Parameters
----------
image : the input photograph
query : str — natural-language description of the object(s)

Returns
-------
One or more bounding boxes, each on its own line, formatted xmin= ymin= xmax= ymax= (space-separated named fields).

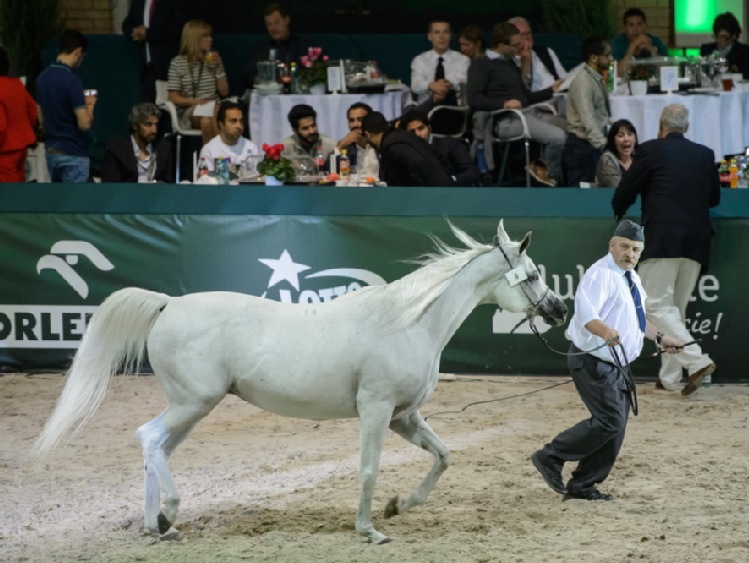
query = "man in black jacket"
xmin=612 ymin=104 xmax=720 ymax=395
xmin=101 ymin=103 xmax=173 ymax=183
xmin=399 ymin=109 xmax=481 ymax=186
xmin=242 ymin=3 xmax=310 ymax=90
xmin=122 ymin=0 xmax=187 ymax=103
xmin=361 ymin=112 xmax=452 ymax=187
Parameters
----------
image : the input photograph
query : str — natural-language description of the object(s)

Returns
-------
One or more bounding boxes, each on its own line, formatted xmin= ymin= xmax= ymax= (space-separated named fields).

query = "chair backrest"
xmin=155 ymin=80 xmax=201 ymax=136
xmin=155 ymin=80 xmax=169 ymax=108
xmin=428 ymin=105 xmax=471 ymax=138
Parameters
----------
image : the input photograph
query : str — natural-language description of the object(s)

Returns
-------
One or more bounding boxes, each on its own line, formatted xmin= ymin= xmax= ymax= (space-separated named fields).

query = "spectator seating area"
xmin=42 ymin=32 xmax=582 ymax=169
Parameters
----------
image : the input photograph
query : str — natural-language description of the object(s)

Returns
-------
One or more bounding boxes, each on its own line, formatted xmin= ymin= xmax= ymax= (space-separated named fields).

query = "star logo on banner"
xmin=259 ymin=250 xmax=311 ymax=291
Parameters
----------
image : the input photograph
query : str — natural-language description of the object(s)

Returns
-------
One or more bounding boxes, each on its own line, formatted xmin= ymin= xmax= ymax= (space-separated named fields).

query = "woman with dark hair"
xmin=0 ymin=47 xmax=38 ymax=182
xmin=595 ymin=119 xmax=637 ymax=187
xmin=700 ymin=12 xmax=749 ymax=78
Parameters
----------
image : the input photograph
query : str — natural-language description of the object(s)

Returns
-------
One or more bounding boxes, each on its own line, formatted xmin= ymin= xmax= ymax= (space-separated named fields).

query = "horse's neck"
xmin=418 ymin=252 xmax=497 ymax=349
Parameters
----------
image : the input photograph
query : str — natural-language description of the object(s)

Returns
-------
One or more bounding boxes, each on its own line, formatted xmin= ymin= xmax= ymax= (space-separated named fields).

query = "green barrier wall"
xmin=1 ymin=185 xmax=747 ymax=382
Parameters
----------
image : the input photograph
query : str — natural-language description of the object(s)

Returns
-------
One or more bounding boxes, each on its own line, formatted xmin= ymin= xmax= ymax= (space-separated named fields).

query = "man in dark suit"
xmin=399 ymin=109 xmax=481 ymax=186
xmin=122 ymin=0 xmax=188 ymax=103
xmin=361 ymin=111 xmax=452 ymax=187
xmin=612 ymin=103 xmax=720 ymax=395
xmin=700 ymin=12 xmax=749 ymax=79
xmin=242 ymin=3 xmax=310 ymax=90
xmin=101 ymin=103 xmax=173 ymax=183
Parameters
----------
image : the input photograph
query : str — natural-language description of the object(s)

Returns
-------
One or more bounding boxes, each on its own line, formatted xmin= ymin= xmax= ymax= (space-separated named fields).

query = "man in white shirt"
xmin=199 ymin=101 xmax=259 ymax=173
xmin=508 ymin=17 xmax=567 ymax=92
xmin=336 ymin=102 xmax=379 ymax=180
xmin=531 ymin=221 xmax=683 ymax=501
xmin=410 ymin=19 xmax=470 ymax=105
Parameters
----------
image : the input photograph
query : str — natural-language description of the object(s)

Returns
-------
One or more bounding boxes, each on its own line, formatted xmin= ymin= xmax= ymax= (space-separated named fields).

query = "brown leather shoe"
xmin=681 ymin=363 xmax=716 ymax=396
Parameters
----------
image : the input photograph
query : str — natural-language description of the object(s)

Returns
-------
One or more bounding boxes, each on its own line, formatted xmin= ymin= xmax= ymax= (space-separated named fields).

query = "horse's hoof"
xmin=378 ymin=537 xmax=393 ymax=545
xmin=157 ymin=513 xmax=172 ymax=535
xmin=159 ymin=526 xmax=181 ymax=541
xmin=384 ymin=495 xmax=400 ymax=519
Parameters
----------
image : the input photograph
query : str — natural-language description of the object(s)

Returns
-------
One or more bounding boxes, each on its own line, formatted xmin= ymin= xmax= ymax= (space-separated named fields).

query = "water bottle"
xmin=197 ymin=157 xmax=209 ymax=178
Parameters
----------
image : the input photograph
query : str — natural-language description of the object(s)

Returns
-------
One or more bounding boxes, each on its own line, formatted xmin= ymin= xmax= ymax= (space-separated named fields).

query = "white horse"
xmin=34 ymin=220 xmax=567 ymax=544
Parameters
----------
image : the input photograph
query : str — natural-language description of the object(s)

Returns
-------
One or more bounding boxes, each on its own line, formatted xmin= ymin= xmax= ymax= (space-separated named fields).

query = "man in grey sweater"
xmin=467 ymin=21 xmax=565 ymax=184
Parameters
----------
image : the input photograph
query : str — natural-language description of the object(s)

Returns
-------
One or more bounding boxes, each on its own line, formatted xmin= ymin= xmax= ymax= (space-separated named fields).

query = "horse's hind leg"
xmin=136 ymin=406 xmax=207 ymax=535
xmin=384 ymin=410 xmax=450 ymax=519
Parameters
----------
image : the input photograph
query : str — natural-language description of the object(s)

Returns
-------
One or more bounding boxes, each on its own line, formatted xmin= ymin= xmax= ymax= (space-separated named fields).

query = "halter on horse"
xmin=34 ymin=220 xmax=567 ymax=544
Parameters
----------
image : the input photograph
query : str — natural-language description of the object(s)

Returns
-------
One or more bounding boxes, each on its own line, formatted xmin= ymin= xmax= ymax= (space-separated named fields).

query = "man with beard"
xmin=399 ymin=109 xmax=481 ymax=186
xmin=281 ymin=104 xmax=336 ymax=171
xmin=100 ymin=102 xmax=173 ymax=183
xmin=336 ymin=102 xmax=379 ymax=180
xmin=361 ymin=111 xmax=452 ymax=187
xmin=562 ymin=37 xmax=612 ymax=187
xmin=198 ymin=101 xmax=259 ymax=174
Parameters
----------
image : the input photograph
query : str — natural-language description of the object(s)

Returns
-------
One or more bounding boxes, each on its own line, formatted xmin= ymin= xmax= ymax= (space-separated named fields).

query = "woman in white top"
xmin=595 ymin=119 xmax=638 ymax=188
xmin=167 ymin=19 xmax=229 ymax=143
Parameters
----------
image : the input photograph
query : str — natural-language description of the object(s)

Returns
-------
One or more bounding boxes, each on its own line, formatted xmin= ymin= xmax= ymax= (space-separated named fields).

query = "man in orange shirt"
xmin=0 ymin=48 xmax=38 ymax=182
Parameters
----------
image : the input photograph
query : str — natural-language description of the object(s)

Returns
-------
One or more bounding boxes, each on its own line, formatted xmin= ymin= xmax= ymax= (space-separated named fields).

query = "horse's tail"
xmin=34 ymin=287 xmax=171 ymax=456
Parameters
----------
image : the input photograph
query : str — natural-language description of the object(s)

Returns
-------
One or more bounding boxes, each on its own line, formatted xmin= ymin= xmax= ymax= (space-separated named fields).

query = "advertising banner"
xmin=1 ymin=210 xmax=745 ymax=381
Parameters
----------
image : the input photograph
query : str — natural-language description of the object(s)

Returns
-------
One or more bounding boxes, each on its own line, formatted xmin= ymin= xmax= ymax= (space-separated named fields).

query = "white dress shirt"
xmin=529 ymin=48 xmax=567 ymax=92
xmin=199 ymin=136 xmax=259 ymax=172
xmin=565 ymin=252 xmax=647 ymax=365
xmin=410 ymin=49 xmax=470 ymax=104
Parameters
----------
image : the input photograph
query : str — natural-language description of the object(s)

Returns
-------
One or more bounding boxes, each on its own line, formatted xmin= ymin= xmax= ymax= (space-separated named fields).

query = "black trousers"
xmin=541 ymin=344 xmax=631 ymax=491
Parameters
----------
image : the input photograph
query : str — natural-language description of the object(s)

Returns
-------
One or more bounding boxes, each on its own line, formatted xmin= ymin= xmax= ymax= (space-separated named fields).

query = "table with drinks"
xmin=609 ymin=87 xmax=749 ymax=159
xmin=248 ymin=89 xmax=411 ymax=146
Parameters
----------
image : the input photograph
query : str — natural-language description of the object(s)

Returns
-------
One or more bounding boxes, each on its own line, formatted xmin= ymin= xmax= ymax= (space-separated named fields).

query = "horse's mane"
xmin=350 ymin=222 xmax=496 ymax=330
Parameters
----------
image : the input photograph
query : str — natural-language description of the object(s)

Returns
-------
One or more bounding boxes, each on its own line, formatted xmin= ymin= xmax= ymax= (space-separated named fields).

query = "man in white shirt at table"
xmin=199 ymin=101 xmax=259 ymax=173
xmin=411 ymin=18 xmax=470 ymax=106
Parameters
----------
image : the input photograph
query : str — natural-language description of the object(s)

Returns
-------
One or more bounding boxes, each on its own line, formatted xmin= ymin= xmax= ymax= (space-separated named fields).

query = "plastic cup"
xmin=722 ymin=77 xmax=733 ymax=91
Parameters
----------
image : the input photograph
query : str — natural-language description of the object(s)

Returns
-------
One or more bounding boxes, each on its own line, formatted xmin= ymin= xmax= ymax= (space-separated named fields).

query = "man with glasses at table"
xmin=466 ymin=21 xmax=566 ymax=185
xmin=700 ymin=12 xmax=749 ymax=79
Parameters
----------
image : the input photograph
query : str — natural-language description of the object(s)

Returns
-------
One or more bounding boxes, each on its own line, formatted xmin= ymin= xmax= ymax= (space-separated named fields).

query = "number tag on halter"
xmin=505 ymin=266 xmax=527 ymax=287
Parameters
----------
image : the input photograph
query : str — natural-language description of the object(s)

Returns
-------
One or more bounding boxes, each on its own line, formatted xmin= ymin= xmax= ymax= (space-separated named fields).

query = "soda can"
xmin=215 ymin=157 xmax=230 ymax=184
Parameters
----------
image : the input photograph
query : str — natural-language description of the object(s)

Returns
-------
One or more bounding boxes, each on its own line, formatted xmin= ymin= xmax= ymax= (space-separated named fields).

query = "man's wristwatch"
xmin=656 ymin=332 xmax=664 ymax=346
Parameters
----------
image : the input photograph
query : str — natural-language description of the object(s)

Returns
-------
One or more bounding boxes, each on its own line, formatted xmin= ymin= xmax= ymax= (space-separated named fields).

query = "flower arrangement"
xmin=297 ymin=46 xmax=329 ymax=87
xmin=628 ymin=63 xmax=656 ymax=81
xmin=257 ymin=144 xmax=295 ymax=182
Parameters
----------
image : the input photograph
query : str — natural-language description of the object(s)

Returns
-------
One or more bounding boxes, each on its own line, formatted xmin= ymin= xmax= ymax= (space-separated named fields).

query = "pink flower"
xmin=322 ymin=55 xmax=329 ymax=62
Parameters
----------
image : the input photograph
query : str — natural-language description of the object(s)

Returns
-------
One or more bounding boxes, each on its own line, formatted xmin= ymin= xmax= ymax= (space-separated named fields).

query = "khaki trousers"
xmin=638 ymin=258 xmax=714 ymax=386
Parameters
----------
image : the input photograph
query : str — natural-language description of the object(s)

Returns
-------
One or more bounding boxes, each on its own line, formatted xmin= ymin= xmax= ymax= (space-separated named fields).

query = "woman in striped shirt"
xmin=168 ymin=19 xmax=229 ymax=144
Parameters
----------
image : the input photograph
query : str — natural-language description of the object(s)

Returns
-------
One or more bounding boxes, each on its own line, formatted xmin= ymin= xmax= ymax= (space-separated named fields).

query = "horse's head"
xmin=489 ymin=220 xmax=567 ymax=326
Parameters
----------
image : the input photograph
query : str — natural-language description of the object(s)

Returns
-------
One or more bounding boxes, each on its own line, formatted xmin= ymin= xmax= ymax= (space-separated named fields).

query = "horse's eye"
xmin=528 ymin=272 xmax=539 ymax=282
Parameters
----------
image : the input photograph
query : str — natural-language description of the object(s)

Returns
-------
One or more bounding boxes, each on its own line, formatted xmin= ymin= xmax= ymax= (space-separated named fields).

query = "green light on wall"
xmin=675 ymin=0 xmax=745 ymax=33
xmin=675 ymin=0 xmax=716 ymax=33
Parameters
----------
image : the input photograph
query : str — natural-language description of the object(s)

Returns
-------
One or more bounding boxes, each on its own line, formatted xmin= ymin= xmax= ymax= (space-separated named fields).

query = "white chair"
xmin=428 ymin=105 xmax=471 ymax=138
xmin=489 ymin=108 xmax=532 ymax=187
xmin=25 ymin=142 xmax=51 ymax=182
xmin=155 ymin=80 xmax=202 ymax=182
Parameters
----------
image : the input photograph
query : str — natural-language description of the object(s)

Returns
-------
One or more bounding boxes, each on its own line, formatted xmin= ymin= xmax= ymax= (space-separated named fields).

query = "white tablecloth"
xmin=610 ymin=89 xmax=749 ymax=159
xmin=249 ymin=90 xmax=411 ymax=146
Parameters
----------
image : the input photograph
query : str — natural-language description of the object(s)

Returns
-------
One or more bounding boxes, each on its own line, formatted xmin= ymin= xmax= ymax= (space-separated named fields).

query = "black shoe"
xmin=531 ymin=450 xmax=566 ymax=494
xmin=563 ymin=487 xmax=614 ymax=501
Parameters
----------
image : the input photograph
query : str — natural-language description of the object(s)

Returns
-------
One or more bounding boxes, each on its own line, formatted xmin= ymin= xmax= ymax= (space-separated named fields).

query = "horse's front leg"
xmin=384 ymin=410 xmax=450 ymax=519
xmin=356 ymin=400 xmax=394 ymax=544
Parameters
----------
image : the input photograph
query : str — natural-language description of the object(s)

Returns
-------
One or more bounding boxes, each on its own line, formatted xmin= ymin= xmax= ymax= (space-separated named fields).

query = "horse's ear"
xmin=496 ymin=220 xmax=510 ymax=244
xmin=519 ymin=231 xmax=532 ymax=254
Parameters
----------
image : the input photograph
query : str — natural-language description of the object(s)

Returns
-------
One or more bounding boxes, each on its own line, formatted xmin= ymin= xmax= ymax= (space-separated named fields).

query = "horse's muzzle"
xmin=538 ymin=297 xmax=568 ymax=327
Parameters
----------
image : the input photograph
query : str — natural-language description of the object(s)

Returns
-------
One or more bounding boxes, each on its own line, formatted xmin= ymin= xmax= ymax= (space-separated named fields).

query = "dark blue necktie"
xmin=625 ymin=270 xmax=646 ymax=332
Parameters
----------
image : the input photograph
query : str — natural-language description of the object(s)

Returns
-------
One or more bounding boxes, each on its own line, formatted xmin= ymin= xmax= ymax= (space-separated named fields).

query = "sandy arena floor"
xmin=2 ymin=372 xmax=748 ymax=563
